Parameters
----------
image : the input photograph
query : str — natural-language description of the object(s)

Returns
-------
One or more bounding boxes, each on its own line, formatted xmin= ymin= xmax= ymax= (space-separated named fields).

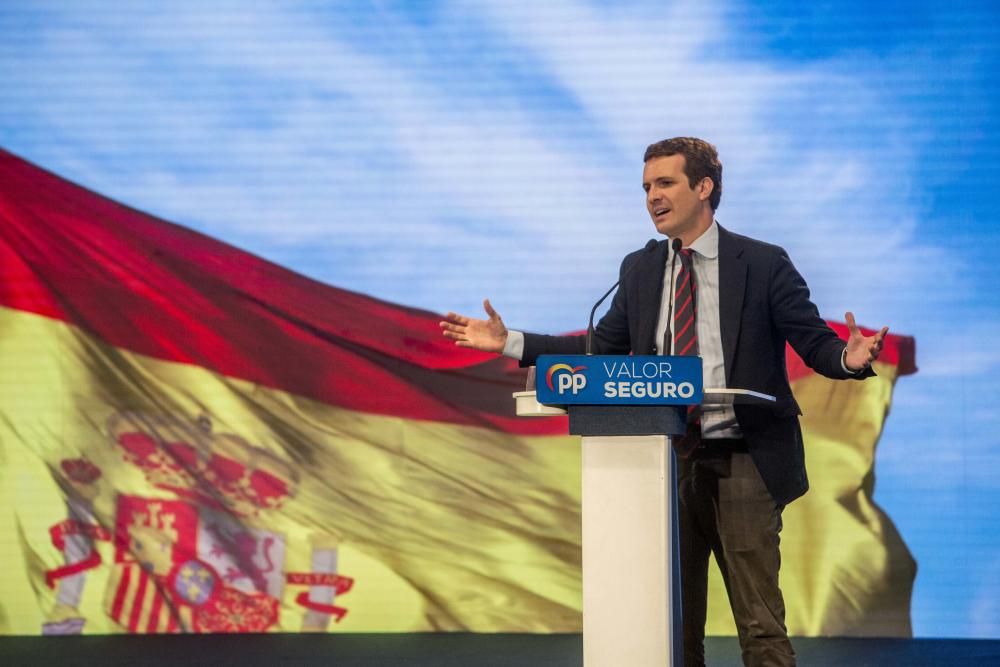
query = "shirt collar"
xmin=669 ymin=220 xmax=720 ymax=261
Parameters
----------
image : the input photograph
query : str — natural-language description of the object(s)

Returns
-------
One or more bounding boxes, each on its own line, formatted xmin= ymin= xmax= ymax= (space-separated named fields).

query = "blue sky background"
xmin=1 ymin=0 xmax=998 ymax=637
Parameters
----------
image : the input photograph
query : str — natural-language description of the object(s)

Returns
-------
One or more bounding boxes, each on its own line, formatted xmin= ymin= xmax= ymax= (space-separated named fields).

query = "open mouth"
xmin=653 ymin=208 xmax=670 ymax=218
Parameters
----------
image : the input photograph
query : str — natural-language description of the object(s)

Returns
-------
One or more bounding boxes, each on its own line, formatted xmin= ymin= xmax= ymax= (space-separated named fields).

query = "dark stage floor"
xmin=3 ymin=634 xmax=1000 ymax=667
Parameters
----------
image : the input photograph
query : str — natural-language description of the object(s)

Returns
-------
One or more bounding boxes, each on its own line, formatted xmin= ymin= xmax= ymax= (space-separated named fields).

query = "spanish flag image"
xmin=0 ymin=148 xmax=915 ymax=635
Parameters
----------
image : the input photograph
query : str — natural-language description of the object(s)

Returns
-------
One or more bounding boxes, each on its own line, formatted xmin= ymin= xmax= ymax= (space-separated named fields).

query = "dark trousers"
xmin=678 ymin=448 xmax=796 ymax=667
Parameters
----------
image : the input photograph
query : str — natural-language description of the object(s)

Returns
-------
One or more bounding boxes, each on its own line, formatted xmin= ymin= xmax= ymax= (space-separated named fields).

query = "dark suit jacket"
xmin=521 ymin=224 xmax=872 ymax=506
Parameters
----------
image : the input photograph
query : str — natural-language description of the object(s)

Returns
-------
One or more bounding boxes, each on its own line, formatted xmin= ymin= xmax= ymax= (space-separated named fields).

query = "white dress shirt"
xmin=653 ymin=221 xmax=741 ymax=438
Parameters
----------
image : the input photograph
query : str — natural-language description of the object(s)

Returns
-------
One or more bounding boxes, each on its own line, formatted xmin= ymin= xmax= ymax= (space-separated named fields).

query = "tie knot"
xmin=678 ymin=247 xmax=694 ymax=266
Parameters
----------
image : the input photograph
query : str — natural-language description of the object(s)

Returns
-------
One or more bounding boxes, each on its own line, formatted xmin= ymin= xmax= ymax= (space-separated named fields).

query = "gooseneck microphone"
xmin=585 ymin=239 xmax=659 ymax=355
xmin=663 ymin=237 xmax=683 ymax=355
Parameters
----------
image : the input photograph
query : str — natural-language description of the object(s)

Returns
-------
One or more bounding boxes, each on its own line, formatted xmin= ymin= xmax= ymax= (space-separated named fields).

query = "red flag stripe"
xmin=0 ymin=149 xmax=557 ymax=435
xmin=0 ymin=149 xmax=916 ymax=437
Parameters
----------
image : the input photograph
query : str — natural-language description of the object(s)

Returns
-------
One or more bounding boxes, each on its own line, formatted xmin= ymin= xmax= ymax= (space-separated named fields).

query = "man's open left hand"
xmin=844 ymin=311 xmax=889 ymax=372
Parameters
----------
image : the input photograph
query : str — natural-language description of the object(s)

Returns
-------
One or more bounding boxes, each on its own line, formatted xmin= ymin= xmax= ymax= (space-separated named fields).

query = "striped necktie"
xmin=673 ymin=248 xmax=698 ymax=357
xmin=673 ymin=248 xmax=701 ymax=456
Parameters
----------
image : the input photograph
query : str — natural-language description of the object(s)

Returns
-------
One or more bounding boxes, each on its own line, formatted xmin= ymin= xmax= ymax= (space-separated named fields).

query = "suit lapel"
xmin=717 ymin=225 xmax=746 ymax=384
xmin=635 ymin=240 xmax=669 ymax=355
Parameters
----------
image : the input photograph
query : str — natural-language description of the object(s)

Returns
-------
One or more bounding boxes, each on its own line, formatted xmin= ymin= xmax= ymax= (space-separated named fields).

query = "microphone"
xmin=585 ymin=239 xmax=659 ymax=355
xmin=662 ymin=238 xmax=682 ymax=355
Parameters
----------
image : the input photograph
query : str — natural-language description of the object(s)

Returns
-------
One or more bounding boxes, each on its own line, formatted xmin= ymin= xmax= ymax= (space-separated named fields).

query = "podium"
xmin=515 ymin=356 xmax=775 ymax=667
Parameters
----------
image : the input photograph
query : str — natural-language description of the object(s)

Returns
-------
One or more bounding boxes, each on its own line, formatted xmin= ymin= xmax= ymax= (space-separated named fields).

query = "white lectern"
xmin=514 ymin=386 xmax=775 ymax=667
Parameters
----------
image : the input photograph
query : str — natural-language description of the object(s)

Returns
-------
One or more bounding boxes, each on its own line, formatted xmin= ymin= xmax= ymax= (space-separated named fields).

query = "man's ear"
xmin=698 ymin=177 xmax=714 ymax=203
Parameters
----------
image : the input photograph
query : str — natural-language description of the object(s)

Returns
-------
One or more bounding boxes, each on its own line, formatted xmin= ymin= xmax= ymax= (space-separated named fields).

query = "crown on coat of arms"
xmin=107 ymin=412 xmax=299 ymax=516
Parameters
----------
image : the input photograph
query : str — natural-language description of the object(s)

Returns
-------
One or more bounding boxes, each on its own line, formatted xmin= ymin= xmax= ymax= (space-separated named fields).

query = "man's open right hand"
xmin=439 ymin=299 xmax=508 ymax=354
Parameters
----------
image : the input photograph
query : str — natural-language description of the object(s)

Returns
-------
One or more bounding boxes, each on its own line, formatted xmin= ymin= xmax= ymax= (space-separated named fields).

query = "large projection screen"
xmin=1 ymin=1 xmax=997 ymax=639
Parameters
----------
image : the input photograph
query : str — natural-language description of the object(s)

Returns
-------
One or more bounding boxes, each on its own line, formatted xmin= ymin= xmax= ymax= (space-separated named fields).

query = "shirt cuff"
xmin=841 ymin=346 xmax=864 ymax=375
xmin=502 ymin=330 xmax=525 ymax=360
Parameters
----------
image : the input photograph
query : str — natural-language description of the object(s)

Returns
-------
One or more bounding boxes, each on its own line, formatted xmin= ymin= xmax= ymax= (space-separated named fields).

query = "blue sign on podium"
xmin=535 ymin=355 xmax=703 ymax=406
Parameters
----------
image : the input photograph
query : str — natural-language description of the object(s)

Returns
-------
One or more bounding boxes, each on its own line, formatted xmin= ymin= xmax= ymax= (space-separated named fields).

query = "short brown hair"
xmin=643 ymin=137 xmax=722 ymax=210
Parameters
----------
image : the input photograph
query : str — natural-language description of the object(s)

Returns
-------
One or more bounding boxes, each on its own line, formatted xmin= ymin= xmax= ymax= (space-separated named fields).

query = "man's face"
xmin=642 ymin=154 xmax=712 ymax=240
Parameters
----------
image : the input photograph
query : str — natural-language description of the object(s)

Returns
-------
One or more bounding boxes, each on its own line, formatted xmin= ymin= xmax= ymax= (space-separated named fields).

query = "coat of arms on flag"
xmin=40 ymin=410 xmax=353 ymax=634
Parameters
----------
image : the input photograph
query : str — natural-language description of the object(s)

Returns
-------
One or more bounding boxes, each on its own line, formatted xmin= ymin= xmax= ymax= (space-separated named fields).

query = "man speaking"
xmin=440 ymin=137 xmax=887 ymax=667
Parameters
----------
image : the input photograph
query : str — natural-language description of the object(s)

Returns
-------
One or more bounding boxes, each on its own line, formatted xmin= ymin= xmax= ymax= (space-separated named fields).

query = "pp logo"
xmin=546 ymin=364 xmax=588 ymax=395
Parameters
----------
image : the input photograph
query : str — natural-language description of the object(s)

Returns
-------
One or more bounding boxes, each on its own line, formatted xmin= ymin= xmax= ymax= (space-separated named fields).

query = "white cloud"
xmin=7 ymin=2 xmax=663 ymax=323
xmin=0 ymin=0 xmax=976 ymax=331
xmin=909 ymin=319 xmax=1000 ymax=379
xmin=457 ymin=0 xmax=953 ymax=329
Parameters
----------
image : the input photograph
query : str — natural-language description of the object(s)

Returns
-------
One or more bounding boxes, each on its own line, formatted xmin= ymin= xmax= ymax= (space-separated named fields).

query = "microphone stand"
xmin=585 ymin=239 xmax=658 ymax=355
